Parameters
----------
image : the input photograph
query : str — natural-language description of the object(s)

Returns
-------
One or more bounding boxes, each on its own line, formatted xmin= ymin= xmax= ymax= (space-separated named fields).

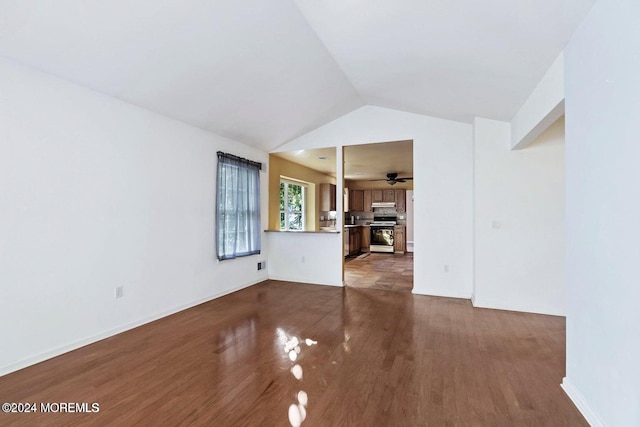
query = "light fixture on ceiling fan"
xmin=371 ymin=172 xmax=413 ymax=186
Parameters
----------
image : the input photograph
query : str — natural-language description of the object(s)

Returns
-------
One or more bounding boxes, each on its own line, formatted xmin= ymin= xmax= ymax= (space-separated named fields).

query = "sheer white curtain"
xmin=215 ymin=152 xmax=261 ymax=260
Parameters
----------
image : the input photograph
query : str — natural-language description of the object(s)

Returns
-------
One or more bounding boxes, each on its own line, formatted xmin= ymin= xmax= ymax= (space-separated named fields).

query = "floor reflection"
xmin=275 ymin=329 xmax=317 ymax=427
xmin=209 ymin=284 xmax=415 ymax=426
xmin=214 ymin=314 xmax=258 ymax=365
xmin=342 ymin=285 xmax=416 ymax=363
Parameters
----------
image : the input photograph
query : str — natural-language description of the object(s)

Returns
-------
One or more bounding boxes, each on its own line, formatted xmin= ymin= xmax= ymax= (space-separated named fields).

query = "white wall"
xmin=273 ymin=106 xmax=473 ymax=299
xmin=473 ymin=116 xmax=565 ymax=316
xmin=266 ymin=232 xmax=343 ymax=285
xmin=510 ymin=53 xmax=565 ymax=150
xmin=405 ymin=190 xmax=414 ymax=252
xmin=0 ymin=58 xmax=269 ymax=376
xmin=563 ymin=1 xmax=640 ymax=426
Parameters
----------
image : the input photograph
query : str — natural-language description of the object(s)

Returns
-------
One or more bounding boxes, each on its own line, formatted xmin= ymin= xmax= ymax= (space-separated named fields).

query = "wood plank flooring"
xmin=345 ymin=252 xmax=413 ymax=292
xmin=0 ymin=280 xmax=586 ymax=426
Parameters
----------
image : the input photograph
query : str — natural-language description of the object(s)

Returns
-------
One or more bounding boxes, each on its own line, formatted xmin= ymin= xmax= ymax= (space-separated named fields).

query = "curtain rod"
xmin=217 ymin=151 xmax=262 ymax=170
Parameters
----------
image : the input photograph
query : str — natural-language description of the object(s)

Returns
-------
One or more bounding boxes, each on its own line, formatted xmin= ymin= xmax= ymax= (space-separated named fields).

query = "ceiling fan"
xmin=372 ymin=172 xmax=413 ymax=186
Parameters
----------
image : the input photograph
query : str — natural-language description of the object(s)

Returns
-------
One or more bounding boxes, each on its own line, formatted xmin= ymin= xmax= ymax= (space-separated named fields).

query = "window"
xmin=216 ymin=151 xmax=261 ymax=260
xmin=280 ymin=179 xmax=306 ymax=230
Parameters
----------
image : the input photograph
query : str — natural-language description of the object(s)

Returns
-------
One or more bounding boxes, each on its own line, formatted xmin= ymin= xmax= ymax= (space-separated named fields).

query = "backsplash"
xmin=320 ymin=208 xmax=407 ymax=226
xmin=348 ymin=209 xmax=407 ymax=226
xmin=349 ymin=212 xmax=374 ymax=225
xmin=319 ymin=211 xmax=337 ymax=228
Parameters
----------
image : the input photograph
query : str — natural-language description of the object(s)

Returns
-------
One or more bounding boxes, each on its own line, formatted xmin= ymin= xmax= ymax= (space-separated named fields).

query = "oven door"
xmin=370 ymin=226 xmax=394 ymax=253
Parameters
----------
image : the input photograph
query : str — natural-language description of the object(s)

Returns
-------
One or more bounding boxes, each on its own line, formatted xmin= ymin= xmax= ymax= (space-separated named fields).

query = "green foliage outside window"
xmin=280 ymin=181 xmax=305 ymax=230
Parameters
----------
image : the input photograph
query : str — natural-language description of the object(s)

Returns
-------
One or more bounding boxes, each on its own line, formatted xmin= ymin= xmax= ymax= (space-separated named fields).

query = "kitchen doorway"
xmin=342 ymin=140 xmax=414 ymax=292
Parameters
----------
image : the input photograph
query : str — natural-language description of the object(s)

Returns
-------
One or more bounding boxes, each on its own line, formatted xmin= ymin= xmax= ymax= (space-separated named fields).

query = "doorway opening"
xmin=342 ymin=140 xmax=414 ymax=292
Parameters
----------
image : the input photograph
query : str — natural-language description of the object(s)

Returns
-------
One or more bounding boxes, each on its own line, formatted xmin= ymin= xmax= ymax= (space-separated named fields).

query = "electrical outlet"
xmin=115 ymin=286 xmax=124 ymax=299
xmin=257 ymin=261 xmax=266 ymax=271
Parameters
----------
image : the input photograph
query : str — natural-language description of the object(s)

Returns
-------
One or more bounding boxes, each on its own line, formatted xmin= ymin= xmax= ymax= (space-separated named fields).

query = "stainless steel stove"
xmin=370 ymin=215 xmax=397 ymax=253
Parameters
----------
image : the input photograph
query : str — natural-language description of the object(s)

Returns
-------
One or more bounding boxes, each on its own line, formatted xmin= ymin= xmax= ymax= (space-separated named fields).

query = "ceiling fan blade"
xmin=367 ymin=174 xmax=412 ymax=182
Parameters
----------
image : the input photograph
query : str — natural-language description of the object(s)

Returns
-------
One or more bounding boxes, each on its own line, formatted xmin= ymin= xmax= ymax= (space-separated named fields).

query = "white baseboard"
xmin=0 ymin=279 xmax=263 ymax=378
xmin=267 ymin=274 xmax=343 ymax=287
xmin=471 ymin=297 xmax=565 ymax=317
xmin=561 ymin=377 xmax=606 ymax=427
xmin=412 ymin=288 xmax=472 ymax=300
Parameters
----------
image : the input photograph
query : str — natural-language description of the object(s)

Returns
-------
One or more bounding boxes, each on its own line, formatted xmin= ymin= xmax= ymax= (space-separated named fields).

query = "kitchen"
xmin=271 ymin=140 xmax=414 ymax=291
xmin=341 ymin=188 xmax=409 ymax=256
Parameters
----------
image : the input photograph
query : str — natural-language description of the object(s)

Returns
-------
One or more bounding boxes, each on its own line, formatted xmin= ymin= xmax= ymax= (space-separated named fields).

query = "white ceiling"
xmin=344 ymin=140 xmax=413 ymax=182
xmin=272 ymin=147 xmax=338 ymax=178
xmin=0 ymin=0 xmax=595 ymax=151
xmin=271 ymin=140 xmax=414 ymax=183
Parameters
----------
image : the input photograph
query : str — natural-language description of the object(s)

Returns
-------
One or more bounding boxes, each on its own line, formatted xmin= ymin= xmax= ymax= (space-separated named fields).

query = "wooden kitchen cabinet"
xmin=363 ymin=190 xmax=372 ymax=212
xmin=349 ymin=189 xmax=364 ymax=212
xmin=371 ymin=190 xmax=383 ymax=203
xmin=395 ymin=190 xmax=406 ymax=212
xmin=348 ymin=226 xmax=361 ymax=256
xmin=320 ymin=183 xmax=336 ymax=211
xmin=394 ymin=225 xmax=406 ymax=254
xmin=383 ymin=189 xmax=395 ymax=202
xmin=360 ymin=226 xmax=370 ymax=251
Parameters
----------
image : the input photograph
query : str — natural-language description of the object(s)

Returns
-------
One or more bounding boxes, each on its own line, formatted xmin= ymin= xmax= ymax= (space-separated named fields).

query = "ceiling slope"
xmin=0 ymin=0 xmax=363 ymax=150
xmin=292 ymin=0 xmax=597 ymax=123
xmin=1 ymin=0 xmax=596 ymax=149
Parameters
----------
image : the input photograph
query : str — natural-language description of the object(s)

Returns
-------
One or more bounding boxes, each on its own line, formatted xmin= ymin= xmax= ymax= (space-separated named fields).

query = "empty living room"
xmin=1 ymin=1 xmax=638 ymax=426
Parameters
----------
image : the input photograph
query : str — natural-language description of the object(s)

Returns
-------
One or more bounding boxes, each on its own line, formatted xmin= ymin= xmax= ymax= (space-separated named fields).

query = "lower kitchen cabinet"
xmin=360 ymin=226 xmax=370 ymax=252
xmin=394 ymin=225 xmax=406 ymax=254
xmin=349 ymin=226 xmax=361 ymax=256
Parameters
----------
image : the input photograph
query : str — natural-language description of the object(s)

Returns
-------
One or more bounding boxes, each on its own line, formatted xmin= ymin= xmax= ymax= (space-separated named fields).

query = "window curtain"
xmin=216 ymin=152 xmax=261 ymax=260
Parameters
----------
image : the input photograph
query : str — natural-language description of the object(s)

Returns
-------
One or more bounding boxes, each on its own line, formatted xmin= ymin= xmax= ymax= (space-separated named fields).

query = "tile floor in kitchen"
xmin=344 ymin=251 xmax=413 ymax=292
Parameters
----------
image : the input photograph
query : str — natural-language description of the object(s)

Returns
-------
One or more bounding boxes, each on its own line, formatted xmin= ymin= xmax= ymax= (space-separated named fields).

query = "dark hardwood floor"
xmin=344 ymin=252 xmax=413 ymax=292
xmin=0 ymin=280 xmax=586 ymax=426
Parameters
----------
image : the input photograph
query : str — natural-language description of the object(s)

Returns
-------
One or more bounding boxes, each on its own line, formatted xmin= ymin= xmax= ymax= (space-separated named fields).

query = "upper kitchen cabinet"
xmin=395 ymin=190 xmax=406 ymax=212
xmin=348 ymin=187 xmax=406 ymax=212
xmin=320 ymin=183 xmax=336 ymax=211
xmin=382 ymin=189 xmax=395 ymax=203
xmin=349 ymin=189 xmax=364 ymax=212
xmin=363 ymin=190 xmax=372 ymax=212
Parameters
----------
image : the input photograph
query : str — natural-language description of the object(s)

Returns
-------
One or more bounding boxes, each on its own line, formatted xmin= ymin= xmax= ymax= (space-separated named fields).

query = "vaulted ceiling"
xmin=0 ymin=0 xmax=595 ymax=151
